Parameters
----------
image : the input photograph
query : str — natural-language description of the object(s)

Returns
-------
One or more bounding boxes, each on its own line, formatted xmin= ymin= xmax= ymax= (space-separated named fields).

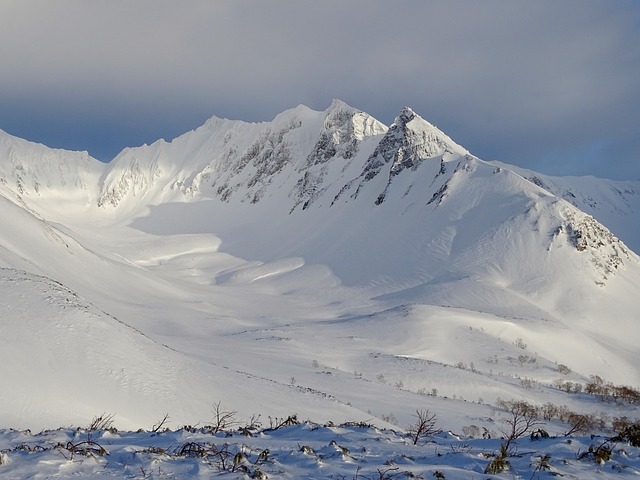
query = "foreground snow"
xmin=1 ymin=421 xmax=639 ymax=479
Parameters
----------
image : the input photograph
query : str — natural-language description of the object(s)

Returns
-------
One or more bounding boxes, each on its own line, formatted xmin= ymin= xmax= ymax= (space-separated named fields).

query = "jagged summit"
xmin=392 ymin=106 xmax=467 ymax=154
xmin=376 ymin=105 xmax=467 ymax=178
xmin=328 ymin=105 xmax=469 ymax=206
xmin=396 ymin=105 xmax=415 ymax=122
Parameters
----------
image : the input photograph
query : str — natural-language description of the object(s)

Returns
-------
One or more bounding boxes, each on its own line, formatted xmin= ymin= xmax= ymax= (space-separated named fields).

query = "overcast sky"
xmin=1 ymin=1 xmax=639 ymax=180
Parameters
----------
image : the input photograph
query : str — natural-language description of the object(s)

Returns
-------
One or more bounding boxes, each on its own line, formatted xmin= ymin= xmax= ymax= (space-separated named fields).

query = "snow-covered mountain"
xmin=0 ymin=101 xmax=639 ymax=433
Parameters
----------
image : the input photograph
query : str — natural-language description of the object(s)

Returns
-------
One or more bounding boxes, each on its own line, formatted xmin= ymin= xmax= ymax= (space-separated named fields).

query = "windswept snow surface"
xmin=1 ymin=101 xmax=639 ymax=477
xmin=2 ymin=423 xmax=640 ymax=479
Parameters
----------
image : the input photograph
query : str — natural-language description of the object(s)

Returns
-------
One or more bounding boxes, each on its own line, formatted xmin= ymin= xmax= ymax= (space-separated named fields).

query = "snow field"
xmin=2 ymin=423 xmax=640 ymax=479
xmin=1 ymin=101 xmax=639 ymax=478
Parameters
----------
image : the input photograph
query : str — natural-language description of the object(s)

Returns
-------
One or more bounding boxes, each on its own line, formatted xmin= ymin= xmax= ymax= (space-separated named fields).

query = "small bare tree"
xmin=206 ymin=401 xmax=238 ymax=434
xmin=497 ymin=400 xmax=541 ymax=449
xmin=407 ymin=409 xmax=439 ymax=445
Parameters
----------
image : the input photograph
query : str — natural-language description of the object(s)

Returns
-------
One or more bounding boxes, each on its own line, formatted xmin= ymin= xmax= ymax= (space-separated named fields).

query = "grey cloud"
xmin=0 ymin=0 xmax=638 ymax=179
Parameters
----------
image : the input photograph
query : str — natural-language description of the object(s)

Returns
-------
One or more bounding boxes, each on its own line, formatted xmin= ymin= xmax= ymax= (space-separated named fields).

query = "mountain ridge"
xmin=1 ymin=102 xmax=638 ymax=249
xmin=1 ymin=100 xmax=637 ymax=297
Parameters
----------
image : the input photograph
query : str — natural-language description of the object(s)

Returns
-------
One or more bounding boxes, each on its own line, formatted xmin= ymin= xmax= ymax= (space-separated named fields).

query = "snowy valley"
xmin=1 ymin=100 xmax=639 ymax=478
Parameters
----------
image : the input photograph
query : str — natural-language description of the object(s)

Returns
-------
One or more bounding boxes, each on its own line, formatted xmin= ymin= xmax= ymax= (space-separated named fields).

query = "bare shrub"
xmin=62 ymin=439 xmax=108 ymax=459
xmin=239 ymin=414 xmax=262 ymax=436
xmin=585 ymin=375 xmax=608 ymax=400
xmin=88 ymin=413 xmax=116 ymax=433
xmin=205 ymin=401 xmax=238 ymax=434
xmin=578 ymin=441 xmax=613 ymax=464
xmin=177 ymin=441 xmax=208 ymax=458
xmin=553 ymin=379 xmax=583 ymax=393
xmin=267 ymin=414 xmax=299 ymax=430
xmin=540 ymin=402 xmax=559 ymax=421
xmin=380 ymin=412 xmax=397 ymax=425
xmin=611 ymin=416 xmax=633 ymax=433
xmin=613 ymin=422 xmax=640 ymax=447
xmin=151 ymin=413 xmax=170 ymax=433
xmin=532 ymin=453 xmax=552 ymax=475
xmin=517 ymin=355 xmax=536 ymax=366
xmin=462 ymin=424 xmax=481 ymax=438
xmin=59 ymin=414 xmax=115 ymax=460
xmin=407 ymin=409 xmax=439 ymax=445
xmin=497 ymin=400 xmax=542 ymax=448
xmin=565 ymin=413 xmax=595 ymax=436
xmin=209 ymin=443 xmax=234 ymax=471
xmin=583 ymin=375 xmax=640 ymax=404
xmin=485 ymin=443 xmax=510 ymax=474
xmin=520 ymin=377 xmax=534 ymax=390
xmin=514 ymin=337 xmax=527 ymax=350
xmin=530 ymin=428 xmax=549 ymax=440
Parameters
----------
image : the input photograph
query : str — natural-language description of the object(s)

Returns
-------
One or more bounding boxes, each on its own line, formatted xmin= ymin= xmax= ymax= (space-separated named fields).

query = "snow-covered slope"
xmin=0 ymin=129 xmax=103 ymax=216
xmin=0 ymin=102 xmax=639 ymax=435
xmin=492 ymin=161 xmax=640 ymax=253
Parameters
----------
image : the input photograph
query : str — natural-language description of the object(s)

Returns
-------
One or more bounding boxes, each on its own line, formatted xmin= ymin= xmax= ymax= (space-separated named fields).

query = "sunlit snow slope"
xmin=0 ymin=100 xmax=638 ymax=432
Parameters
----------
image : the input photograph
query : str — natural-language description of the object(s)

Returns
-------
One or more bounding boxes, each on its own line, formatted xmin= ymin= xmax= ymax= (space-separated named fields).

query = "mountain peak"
xmin=326 ymin=98 xmax=353 ymax=113
xmin=346 ymin=106 xmax=468 ymax=205
xmin=395 ymin=106 xmax=417 ymax=125
xmin=392 ymin=107 xmax=452 ymax=136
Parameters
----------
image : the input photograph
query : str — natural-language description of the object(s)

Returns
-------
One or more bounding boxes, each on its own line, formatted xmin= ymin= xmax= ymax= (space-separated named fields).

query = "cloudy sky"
xmin=1 ymin=1 xmax=639 ymax=180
